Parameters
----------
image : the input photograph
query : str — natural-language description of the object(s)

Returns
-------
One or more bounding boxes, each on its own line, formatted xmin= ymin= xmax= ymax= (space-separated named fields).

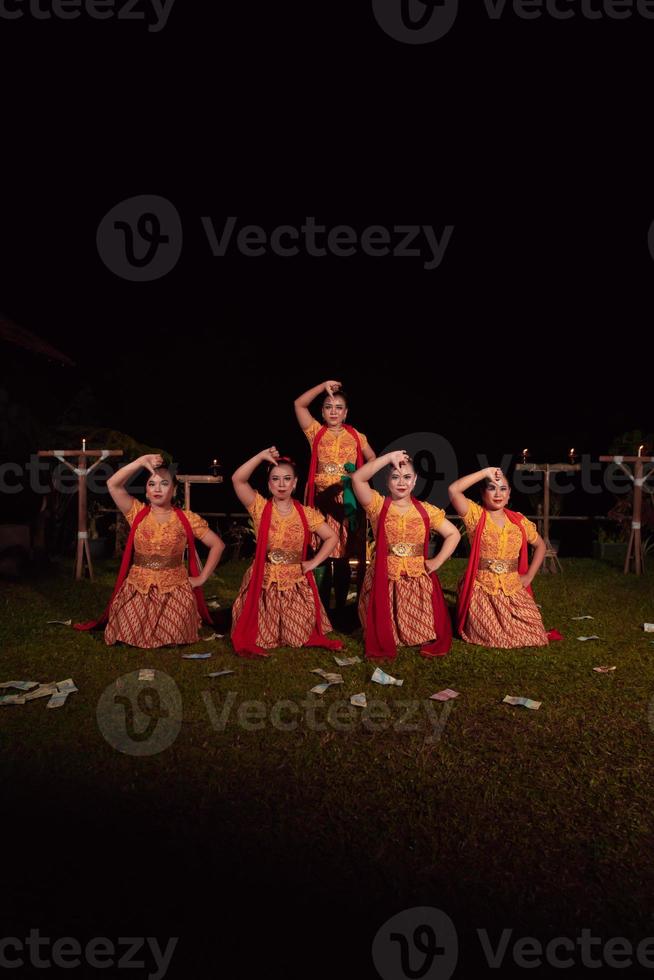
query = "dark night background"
xmin=1 ymin=1 xmax=653 ymax=978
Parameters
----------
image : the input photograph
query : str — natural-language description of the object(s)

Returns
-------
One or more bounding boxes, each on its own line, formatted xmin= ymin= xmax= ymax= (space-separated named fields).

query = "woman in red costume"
xmin=75 ymin=454 xmax=225 ymax=648
xmin=351 ymin=450 xmax=460 ymax=659
xmin=448 ymin=466 xmax=548 ymax=647
xmin=230 ymin=447 xmax=343 ymax=657
xmin=294 ymin=379 xmax=376 ymax=614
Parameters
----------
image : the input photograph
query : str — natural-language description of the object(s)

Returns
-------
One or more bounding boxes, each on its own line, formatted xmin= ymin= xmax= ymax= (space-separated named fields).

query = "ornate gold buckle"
xmin=488 ymin=559 xmax=509 ymax=574
xmin=268 ymin=549 xmax=286 ymax=565
xmin=391 ymin=542 xmax=412 ymax=558
xmin=321 ymin=462 xmax=342 ymax=475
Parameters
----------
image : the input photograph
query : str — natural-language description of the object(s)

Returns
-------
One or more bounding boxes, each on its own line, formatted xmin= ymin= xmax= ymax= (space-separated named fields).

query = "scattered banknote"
xmin=138 ymin=669 xmax=155 ymax=681
xmin=23 ymin=684 xmax=58 ymax=702
xmin=56 ymin=678 xmax=78 ymax=693
xmin=310 ymin=682 xmax=335 ymax=695
xmin=202 ymin=633 xmax=225 ymax=641
xmin=310 ymin=669 xmax=343 ymax=684
xmin=334 ymin=656 xmax=362 ymax=667
xmin=643 ymin=623 xmax=654 ymax=633
xmin=182 ymin=652 xmax=212 ymax=660
xmin=350 ymin=693 xmax=367 ymax=708
xmin=371 ymin=667 xmax=403 ymax=687
xmin=593 ymin=666 xmax=617 ymax=673
xmin=430 ymin=689 xmax=460 ymax=701
xmin=577 ymin=635 xmax=601 ymax=642
xmin=46 ymin=619 xmax=72 ymax=626
xmin=0 ymin=681 xmax=38 ymax=691
xmin=207 ymin=670 xmax=235 ymax=678
xmin=46 ymin=690 xmax=70 ymax=709
xmin=571 ymin=615 xmax=594 ymax=620
xmin=206 ymin=600 xmax=221 ymax=610
xmin=0 ymin=694 xmax=26 ymax=705
xmin=503 ymin=695 xmax=541 ymax=710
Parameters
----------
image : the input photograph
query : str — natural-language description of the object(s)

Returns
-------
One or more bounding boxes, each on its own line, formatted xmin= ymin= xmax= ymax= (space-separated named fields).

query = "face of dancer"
xmin=146 ymin=469 xmax=176 ymax=509
xmin=387 ymin=463 xmax=417 ymax=501
xmin=482 ymin=477 xmax=510 ymax=511
xmin=268 ymin=464 xmax=298 ymax=502
xmin=322 ymin=394 xmax=348 ymax=429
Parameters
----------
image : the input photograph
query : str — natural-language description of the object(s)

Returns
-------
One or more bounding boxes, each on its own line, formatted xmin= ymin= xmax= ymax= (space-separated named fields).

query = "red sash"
xmin=74 ymin=506 xmax=213 ymax=631
xmin=306 ymin=423 xmax=364 ymax=507
xmin=231 ymin=498 xmax=344 ymax=657
xmin=365 ymin=496 xmax=452 ymax=660
xmin=455 ymin=507 xmax=531 ymax=636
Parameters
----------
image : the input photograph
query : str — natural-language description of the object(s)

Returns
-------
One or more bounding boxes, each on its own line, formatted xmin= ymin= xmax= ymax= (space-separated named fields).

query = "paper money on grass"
xmin=503 ymin=695 xmax=541 ymax=710
xmin=46 ymin=690 xmax=71 ymax=709
xmin=0 ymin=681 xmax=39 ymax=691
xmin=334 ymin=656 xmax=362 ymax=667
xmin=207 ymin=670 xmax=235 ymax=678
xmin=201 ymin=633 xmax=225 ymax=641
xmin=0 ymin=694 xmax=26 ymax=705
xmin=643 ymin=623 xmax=654 ymax=632
xmin=56 ymin=678 xmax=78 ymax=693
xmin=571 ymin=615 xmax=594 ymax=620
xmin=593 ymin=666 xmax=617 ymax=673
xmin=350 ymin=693 xmax=367 ymax=708
xmin=138 ymin=669 xmax=155 ymax=681
xmin=46 ymin=619 xmax=72 ymax=626
xmin=371 ymin=667 xmax=403 ymax=687
xmin=182 ymin=652 xmax=212 ymax=660
xmin=430 ymin=689 xmax=460 ymax=702
xmin=577 ymin=635 xmax=600 ymax=642
xmin=310 ymin=669 xmax=343 ymax=684
xmin=23 ymin=684 xmax=58 ymax=702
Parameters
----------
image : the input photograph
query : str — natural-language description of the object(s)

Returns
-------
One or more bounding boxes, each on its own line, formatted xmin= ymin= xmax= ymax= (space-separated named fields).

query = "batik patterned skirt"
xmin=358 ymin=564 xmax=440 ymax=647
xmin=104 ymin=581 xmax=200 ymax=648
xmin=231 ymin=565 xmax=333 ymax=649
xmin=459 ymin=583 xmax=548 ymax=648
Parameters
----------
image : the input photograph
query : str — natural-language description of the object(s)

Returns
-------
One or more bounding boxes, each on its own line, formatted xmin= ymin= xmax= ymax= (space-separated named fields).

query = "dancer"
xmin=448 ymin=466 xmax=549 ymax=647
xmin=351 ymin=450 xmax=460 ymax=659
xmin=294 ymin=379 xmax=375 ymax=615
xmin=230 ymin=447 xmax=343 ymax=656
xmin=75 ymin=454 xmax=225 ymax=648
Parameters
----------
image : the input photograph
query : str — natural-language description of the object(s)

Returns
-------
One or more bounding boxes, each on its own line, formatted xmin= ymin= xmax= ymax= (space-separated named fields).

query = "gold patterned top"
xmin=365 ymin=490 xmax=445 ymax=581
xmin=462 ymin=498 xmax=539 ymax=596
xmin=304 ymin=419 xmax=369 ymax=492
xmin=124 ymin=499 xmax=209 ymax=594
xmin=248 ymin=491 xmax=326 ymax=591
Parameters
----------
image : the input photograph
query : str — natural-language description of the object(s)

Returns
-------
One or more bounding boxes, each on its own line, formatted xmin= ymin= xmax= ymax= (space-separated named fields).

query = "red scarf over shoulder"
xmin=74 ymin=505 xmax=214 ymax=631
xmin=455 ymin=507 xmax=531 ymax=636
xmin=365 ymin=496 xmax=452 ymax=660
xmin=231 ymin=498 xmax=344 ymax=658
xmin=306 ymin=424 xmax=364 ymax=507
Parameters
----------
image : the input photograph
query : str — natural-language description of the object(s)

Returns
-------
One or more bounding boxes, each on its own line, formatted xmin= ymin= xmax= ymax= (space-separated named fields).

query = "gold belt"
xmin=267 ymin=549 xmax=302 ymax=565
xmin=386 ymin=542 xmax=424 ymax=558
xmin=317 ymin=462 xmax=346 ymax=476
xmin=133 ymin=552 xmax=183 ymax=570
xmin=478 ymin=557 xmax=519 ymax=574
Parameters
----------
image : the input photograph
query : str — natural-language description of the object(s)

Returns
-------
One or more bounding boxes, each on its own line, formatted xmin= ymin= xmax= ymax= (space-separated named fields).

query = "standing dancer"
xmin=352 ymin=451 xmax=460 ymax=659
xmin=230 ymin=447 xmax=343 ymax=657
xmin=294 ymin=380 xmax=375 ymax=616
xmin=448 ymin=467 xmax=549 ymax=647
xmin=75 ymin=454 xmax=225 ymax=648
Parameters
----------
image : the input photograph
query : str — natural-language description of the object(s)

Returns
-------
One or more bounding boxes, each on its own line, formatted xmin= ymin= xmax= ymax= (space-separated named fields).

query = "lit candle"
xmin=568 ymin=447 xmax=576 ymax=464
xmin=521 ymin=448 xmax=529 ymax=465
xmin=211 ymin=458 xmax=219 ymax=476
xmin=638 ymin=444 xmax=645 ymax=457
xmin=82 ymin=438 xmax=86 ymax=453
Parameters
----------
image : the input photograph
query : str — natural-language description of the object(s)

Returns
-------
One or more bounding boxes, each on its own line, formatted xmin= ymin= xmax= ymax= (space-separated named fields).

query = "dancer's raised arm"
xmin=448 ymin=467 xmax=504 ymax=517
xmin=294 ymin=379 xmax=342 ymax=431
xmin=231 ymin=447 xmax=280 ymax=509
xmin=351 ymin=450 xmax=411 ymax=508
xmin=107 ymin=454 xmax=164 ymax=515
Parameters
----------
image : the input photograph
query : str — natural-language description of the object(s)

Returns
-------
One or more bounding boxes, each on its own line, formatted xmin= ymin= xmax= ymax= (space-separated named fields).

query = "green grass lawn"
xmin=2 ymin=557 xmax=654 ymax=966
